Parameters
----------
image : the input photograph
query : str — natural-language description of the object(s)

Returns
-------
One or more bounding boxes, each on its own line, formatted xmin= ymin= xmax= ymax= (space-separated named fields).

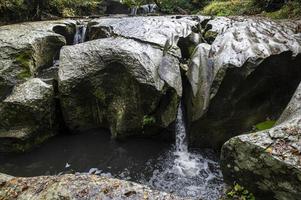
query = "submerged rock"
xmin=0 ymin=173 xmax=187 ymax=200
xmin=188 ymin=17 xmax=301 ymax=149
xmin=58 ymin=37 xmax=180 ymax=137
xmin=221 ymin=82 xmax=301 ymax=200
xmin=0 ymin=78 xmax=56 ymax=152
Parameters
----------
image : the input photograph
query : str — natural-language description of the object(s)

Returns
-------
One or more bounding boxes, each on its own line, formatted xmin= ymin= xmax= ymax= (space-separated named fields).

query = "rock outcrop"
xmin=0 ymin=20 xmax=76 ymax=152
xmin=58 ymin=16 xmax=209 ymax=138
xmin=58 ymin=37 xmax=180 ymax=138
xmin=0 ymin=173 xmax=187 ymax=200
xmin=0 ymin=78 xmax=56 ymax=152
xmin=187 ymin=17 xmax=301 ymax=149
xmin=0 ymin=20 xmax=75 ymax=100
xmin=220 ymin=82 xmax=301 ymax=200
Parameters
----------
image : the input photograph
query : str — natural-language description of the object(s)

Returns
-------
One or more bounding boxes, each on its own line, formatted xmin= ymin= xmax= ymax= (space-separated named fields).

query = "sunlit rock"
xmin=0 ymin=173 xmax=187 ymax=200
xmin=0 ymin=20 xmax=76 ymax=100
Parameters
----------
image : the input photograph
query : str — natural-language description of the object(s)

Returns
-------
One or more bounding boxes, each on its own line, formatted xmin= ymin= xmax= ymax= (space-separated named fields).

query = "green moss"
xmin=255 ymin=120 xmax=276 ymax=131
xmin=15 ymin=50 xmax=33 ymax=79
xmin=143 ymin=115 xmax=156 ymax=127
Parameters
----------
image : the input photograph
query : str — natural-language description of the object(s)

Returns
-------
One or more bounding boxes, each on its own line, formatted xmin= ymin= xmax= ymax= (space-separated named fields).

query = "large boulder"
xmin=58 ymin=16 xmax=210 ymax=138
xmin=0 ymin=78 xmax=57 ymax=152
xmin=58 ymin=37 xmax=180 ymax=138
xmin=0 ymin=20 xmax=76 ymax=152
xmin=0 ymin=173 xmax=187 ymax=200
xmin=0 ymin=20 xmax=76 ymax=100
xmin=187 ymin=17 xmax=301 ymax=149
xmin=220 ymin=82 xmax=301 ymax=200
xmin=0 ymin=78 xmax=58 ymax=152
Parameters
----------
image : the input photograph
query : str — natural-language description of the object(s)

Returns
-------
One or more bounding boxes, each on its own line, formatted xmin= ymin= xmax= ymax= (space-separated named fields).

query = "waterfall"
xmin=175 ymin=101 xmax=188 ymax=152
xmin=148 ymin=100 xmax=224 ymax=199
xmin=73 ymin=24 xmax=87 ymax=45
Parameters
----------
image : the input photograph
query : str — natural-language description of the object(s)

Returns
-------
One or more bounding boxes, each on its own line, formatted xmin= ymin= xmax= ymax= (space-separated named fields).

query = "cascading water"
xmin=147 ymin=101 xmax=224 ymax=200
xmin=73 ymin=24 xmax=87 ymax=45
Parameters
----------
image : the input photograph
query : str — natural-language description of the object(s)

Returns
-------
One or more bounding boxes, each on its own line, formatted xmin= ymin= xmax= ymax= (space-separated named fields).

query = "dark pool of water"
xmin=0 ymin=130 xmax=224 ymax=200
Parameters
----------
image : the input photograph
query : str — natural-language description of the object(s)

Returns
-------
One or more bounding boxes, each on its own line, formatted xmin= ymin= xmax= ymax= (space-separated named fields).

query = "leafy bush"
xmin=264 ymin=1 xmax=301 ymax=19
xmin=201 ymin=0 xmax=259 ymax=16
xmin=223 ymin=183 xmax=255 ymax=200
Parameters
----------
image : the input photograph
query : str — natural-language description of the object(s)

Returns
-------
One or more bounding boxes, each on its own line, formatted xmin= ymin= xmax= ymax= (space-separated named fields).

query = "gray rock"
xmin=0 ymin=78 xmax=56 ymax=152
xmin=221 ymin=82 xmax=301 ymax=200
xmin=87 ymin=16 xmax=202 ymax=47
xmin=0 ymin=20 xmax=76 ymax=100
xmin=58 ymin=37 xmax=180 ymax=137
xmin=0 ymin=173 xmax=188 ymax=200
xmin=188 ymin=17 xmax=301 ymax=149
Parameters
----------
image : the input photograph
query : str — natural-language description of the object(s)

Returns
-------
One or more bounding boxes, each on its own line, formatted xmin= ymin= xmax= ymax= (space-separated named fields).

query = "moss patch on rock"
xmin=15 ymin=50 xmax=33 ymax=79
xmin=255 ymin=120 xmax=276 ymax=131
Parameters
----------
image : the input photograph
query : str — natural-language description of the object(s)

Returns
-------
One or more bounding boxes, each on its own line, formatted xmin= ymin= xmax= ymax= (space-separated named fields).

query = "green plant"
xmin=224 ymin=183 xmax=255 ymax=200
xmin=264 ymin=1 xmax=301 ymax=19
xmin=255 ymin=120 xmax=276 ymax=131
xmin=143 ymin=115 xmax=156 ymax=126
xmin=201 ymin=0 xmax=259 ymax=16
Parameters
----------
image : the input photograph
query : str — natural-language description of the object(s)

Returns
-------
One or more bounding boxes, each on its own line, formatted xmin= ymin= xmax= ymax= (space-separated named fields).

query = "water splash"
xmin=147 ymin=101 xmax=225 ymax=200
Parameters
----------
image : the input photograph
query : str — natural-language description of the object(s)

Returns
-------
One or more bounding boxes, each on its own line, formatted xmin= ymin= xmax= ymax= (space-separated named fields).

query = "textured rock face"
xmin=0 ymin=20 xmax=76 ymax=100
xmin=0 ymin=173 xmax=187 ymax=200
xmin=87 ymin=16 xmax=209 ymax=49
xmin=0 ymin=78 xmax=56 ymax=152
xmin=0 ymin=20 xmax=76 ymax=152
xmin=221 ymin=82 xmax=301 ymax=200
xmin=188 ymin=17 xmax=301 ymax=149
xmin=58 ymin=37 xmax=180 ymax=137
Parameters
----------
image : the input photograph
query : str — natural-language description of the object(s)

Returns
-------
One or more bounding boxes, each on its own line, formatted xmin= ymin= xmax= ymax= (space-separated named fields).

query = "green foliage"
xmin=264 ymin=1 xmax=301 ymax=19
xmin=255 ymin=120 xmax=276 ymax=131
xmin=201 ymin=0 xmax=301 ymax=18
xmin=143 ymin=115 xmax=156 ymax=126
xmin=224 ymin=183 xmax=256 ymax=200
xmin=46 ymin=0 xmax=102 ymax=17
xmin=201 ymin=0 xmax=260 ymax=16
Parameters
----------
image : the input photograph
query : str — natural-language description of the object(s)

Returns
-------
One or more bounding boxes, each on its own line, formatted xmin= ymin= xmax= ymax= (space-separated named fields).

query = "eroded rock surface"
xmin=188 ymin=17 xmax=301 ymax=148
xmin=0 ymin=78 xmax=56 ymax=152
xmin=0 ymin=173 xmax=187 ymax=200
xmin=221 ymin=82 xmax=301 ymax=200
xmin=58 ymin=37 xmax=180 ymax=137
xmin=0 ymin=20 xmax=76 ymax=100
xmin=0 ymin=20 xmax=76 ymax=152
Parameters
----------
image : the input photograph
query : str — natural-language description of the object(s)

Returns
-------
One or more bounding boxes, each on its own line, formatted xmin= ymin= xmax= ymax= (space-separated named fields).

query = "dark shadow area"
xmin=190 ymin=52 xmax=301 ymax=150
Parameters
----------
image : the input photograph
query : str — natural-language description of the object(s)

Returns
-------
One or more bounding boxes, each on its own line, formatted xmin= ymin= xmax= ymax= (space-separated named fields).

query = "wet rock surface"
xmin=1 ymin=15 xmax=301 ymax=200
xmin=0 ymin=173 xmax=187 ymax=200
xmin=221 ymin=82 xmax=301 ymax=200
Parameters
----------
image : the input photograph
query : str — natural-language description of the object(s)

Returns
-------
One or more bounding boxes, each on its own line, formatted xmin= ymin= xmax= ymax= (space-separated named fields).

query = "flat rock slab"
xmin=0 ymin=174 xmax=188 ymax=200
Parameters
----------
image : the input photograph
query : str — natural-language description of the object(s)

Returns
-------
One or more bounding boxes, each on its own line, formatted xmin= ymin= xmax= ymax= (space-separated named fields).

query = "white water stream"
xmin=148 ymin=101 xmax=224 ymax=200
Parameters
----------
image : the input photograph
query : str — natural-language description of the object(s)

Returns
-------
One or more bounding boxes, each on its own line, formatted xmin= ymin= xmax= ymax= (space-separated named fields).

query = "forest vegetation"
xmin=0 ymin=0 xmax=300 ymax=24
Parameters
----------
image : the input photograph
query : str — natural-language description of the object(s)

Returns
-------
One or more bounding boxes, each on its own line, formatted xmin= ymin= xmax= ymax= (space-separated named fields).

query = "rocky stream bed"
xmin=0 ymin=15 xmax=301 ymax=200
